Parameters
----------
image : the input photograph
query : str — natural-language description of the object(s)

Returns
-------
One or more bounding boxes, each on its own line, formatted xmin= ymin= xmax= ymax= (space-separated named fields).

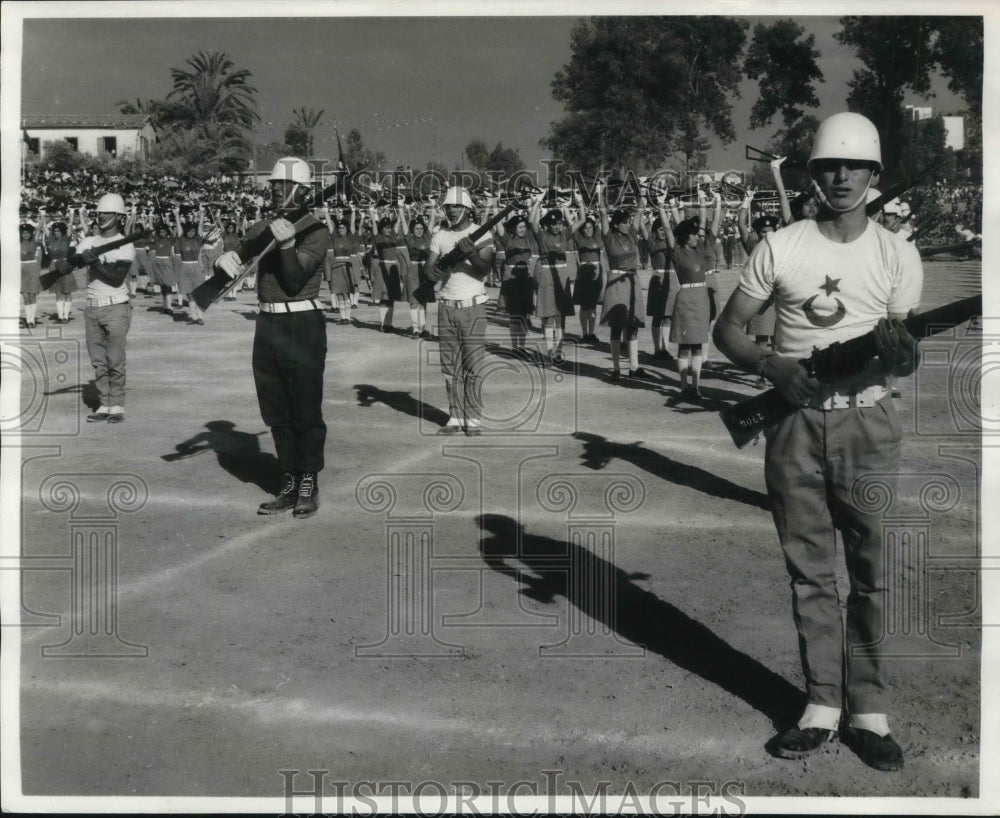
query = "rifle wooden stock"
xmin=40 ymin=229 xmax=148 ymax=291
xmin=720 ymin=295 xmax=983 ymax=448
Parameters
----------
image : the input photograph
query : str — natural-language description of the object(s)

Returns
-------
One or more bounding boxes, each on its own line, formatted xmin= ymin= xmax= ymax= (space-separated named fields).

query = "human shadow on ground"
xmin=354 ymin=384 xmax=450 ymax=427
xmin=44 ymin=379 xmax=102 ymax=411
xmin=477 ymin=513 xmax=804 ymax=730
xmin=574 ymin=431 xmax=771 ymax=512
xmin=161 ymin=420 xmax=277 ymax=494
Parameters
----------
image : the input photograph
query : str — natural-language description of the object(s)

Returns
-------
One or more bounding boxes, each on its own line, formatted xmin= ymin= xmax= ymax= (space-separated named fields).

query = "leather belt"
xmin=437 ymin=294 xmax=489 ymax=309
xmin=86 ymin=295 xmax=130 ymax=307
xmin=258 ymin=299 xmax=322 ymax=313
xmin=812 ymin=384 xmax=889 ymax=411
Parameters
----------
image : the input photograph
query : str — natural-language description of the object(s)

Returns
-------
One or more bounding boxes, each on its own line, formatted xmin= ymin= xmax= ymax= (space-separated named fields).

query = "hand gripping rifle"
xmin=192 ymin=180 xmax=339 ymax=311
xmin=719 ymin=294 xmax=982 ymax=448
xmin=411 ymin=187 xmax=534 ymax=303
xmin=40 ymin=229 xmax=149 ymax=291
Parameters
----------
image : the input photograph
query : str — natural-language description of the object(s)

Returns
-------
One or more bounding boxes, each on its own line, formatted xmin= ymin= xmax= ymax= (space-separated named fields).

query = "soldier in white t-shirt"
xmin=426 ymin=187 xmax=495 ymax=436
xmin=72 ymin=193 xmax=136 ymax=423
xmin=714 ymin=113 xmax=923 ymax=772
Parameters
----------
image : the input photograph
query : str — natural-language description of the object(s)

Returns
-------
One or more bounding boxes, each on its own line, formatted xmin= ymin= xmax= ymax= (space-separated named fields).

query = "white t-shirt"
xmin=739 ymin=219 xmax=923 ymax=359
xmin=431 ymin=223 xmax=492 ymax=301
xmin=76 ymin=233 xmax=135 ymax=300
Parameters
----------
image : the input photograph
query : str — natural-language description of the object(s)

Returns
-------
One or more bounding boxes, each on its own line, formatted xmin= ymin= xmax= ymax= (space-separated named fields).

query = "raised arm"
xmin=770 ymin=157 xmax=794 ymax=226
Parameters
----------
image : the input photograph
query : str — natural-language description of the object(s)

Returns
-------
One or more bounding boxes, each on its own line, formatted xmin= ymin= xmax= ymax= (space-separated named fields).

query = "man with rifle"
xmin=713 ymin=112 xmax=923 ymax=772
xmin=214 ymin=157 xmax=331 ymax=518
xmin=426 ymin=186 xmax=496 ymax=436
xmin=59 ymin=193 xmax=137 ymax=424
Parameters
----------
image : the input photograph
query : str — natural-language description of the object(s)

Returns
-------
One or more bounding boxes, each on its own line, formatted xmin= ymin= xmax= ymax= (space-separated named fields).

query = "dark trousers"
xmin=252 ymin=310 xmax=327 ymax=475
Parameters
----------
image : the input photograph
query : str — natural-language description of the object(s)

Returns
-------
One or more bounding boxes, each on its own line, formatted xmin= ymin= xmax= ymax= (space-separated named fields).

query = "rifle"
xmin=411 ymin=188 xmax=534 ymax=303
xmin=40 ymin=229 xmax=148 ymax=291
xmin=865 ymin=160 xmax=947 ymax=217
xmin=719 ymin=294 xmax=982 ymax=448
xmin=192 ymin=180 xmax=340 ymax=311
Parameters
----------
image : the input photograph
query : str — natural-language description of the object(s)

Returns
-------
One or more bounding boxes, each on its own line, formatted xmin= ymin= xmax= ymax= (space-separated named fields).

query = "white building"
xmin=22 ymin=114 xmax=156 ymax=160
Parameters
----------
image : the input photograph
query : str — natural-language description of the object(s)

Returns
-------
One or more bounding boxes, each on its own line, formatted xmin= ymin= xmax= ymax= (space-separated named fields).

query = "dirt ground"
xmin=3 ymin=253 xmax=986 ymax=811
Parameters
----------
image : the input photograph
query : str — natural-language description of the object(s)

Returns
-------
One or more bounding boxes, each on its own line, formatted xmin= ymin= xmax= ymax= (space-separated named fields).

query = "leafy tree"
xmin=834 ymin=17 xmax=938 ymax=185
xmin=157 ymin=50 xmax=259 ymax=135
xmin=343 ymin=127 xmax=384 ymax=172
xmin=899 ymin=115 xmax=956 ymax=183
xmin=115 ymin=97 xmax=162 ymax=127
xmin=486 ymin=143 xmax=525 ymax=178
xmin=40 ymin=139 xmax=91 ymax=174
xmin=744 ymin=19 xmax=823 ymax=131
xmin=283 ymin=123 xmax=309 ymax=157
xmin=542 ymin=16 xmax=748 ymax=175
xmin=930 ymin=17 xmax=983 ymax=179
xmin=464 ymin=138 xmax=490 ymax=171
xmin=291 ymin=107 xmax=324 ymax=156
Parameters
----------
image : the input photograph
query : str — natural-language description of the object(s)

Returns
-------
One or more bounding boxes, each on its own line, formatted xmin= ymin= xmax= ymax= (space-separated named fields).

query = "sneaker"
xmin=258 ymin=472 xmax=299 ymax=515
xmin=293 ymin=472 xmax=319 ymax=518
xmin=844 ymin=727 xmax=904 ymax=772
xmin=772 ymin=726 xmax=835 ymax=759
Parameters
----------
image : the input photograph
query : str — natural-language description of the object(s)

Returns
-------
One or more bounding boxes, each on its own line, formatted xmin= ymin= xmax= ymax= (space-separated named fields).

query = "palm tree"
xmin=115 ymin=98 xmax=162 ymax=128
xmin=292 ymin=107 xmax=324 ymax=157
xmin=156 ymin=50 xmax=260 ymax=139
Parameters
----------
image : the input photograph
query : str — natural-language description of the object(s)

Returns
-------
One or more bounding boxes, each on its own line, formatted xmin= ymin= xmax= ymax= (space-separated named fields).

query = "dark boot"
xmin=293 ymin=472 xmax=319 ymax=519
xmin=258 ymin=472 xmax=299 ymax=515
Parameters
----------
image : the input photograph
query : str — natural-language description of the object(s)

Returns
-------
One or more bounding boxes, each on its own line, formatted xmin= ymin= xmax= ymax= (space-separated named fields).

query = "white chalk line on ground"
xmin=23 ymin=675 xmax=753 ymax=758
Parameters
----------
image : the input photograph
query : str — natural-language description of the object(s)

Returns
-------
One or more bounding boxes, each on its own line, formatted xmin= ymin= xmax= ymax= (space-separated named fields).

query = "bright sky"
xmin=11 ymin=4 xmax=978 ymax=179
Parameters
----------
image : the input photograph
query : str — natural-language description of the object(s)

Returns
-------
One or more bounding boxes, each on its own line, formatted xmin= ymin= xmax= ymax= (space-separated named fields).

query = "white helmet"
xmin=268 ymin=156 xmax=312 ymax=186
xmin=441 ymin=187 xmax=473 ymax=208
xmin=808 ymin=112 xmax=882 ymax=171
xmin=95 ymin=193 xmax=127 ymax=214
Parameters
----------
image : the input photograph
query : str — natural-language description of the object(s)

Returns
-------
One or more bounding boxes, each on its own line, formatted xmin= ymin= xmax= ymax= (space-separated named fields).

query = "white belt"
xmin=258 ymin=299 xmax=322 ymax=313
xmin=333 ymin=256 xmax=352 ymax=261
xmin=609 ymin=269 xmax=636 ymax=274
xmin=438 ymin=294 xmax=489 ymax=309
xmin=87 ymin=295 xmax=130 ymax=307
xmin=679 ymin=282 xmax=706 ymax=289
xmin=652 ymin=268 xmax=668 ymax=274
xmin=812 ymin=384 xmax=889 ymax=411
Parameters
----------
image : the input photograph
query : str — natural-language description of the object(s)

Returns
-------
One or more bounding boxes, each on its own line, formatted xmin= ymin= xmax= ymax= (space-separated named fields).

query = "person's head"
xmin=441 ymin=186 xmax=473 ymax=228
xmin=540 ymin=209 xmax=563 ymax=234
xmin=674 ymin=217 xmax=700 ymax=248
xmin=579 ymin=217 xmax=596 ymax=238
xmin=651 ymin=216 xmax=667 ymax=240
xmin=184 ymin=221 xmax=198 ymax=238
xmin=95 ymin=192 xmax=127 ymax=234
xmin=807 ymin=112 xmax=882 ymax=215
xmin=410 ymin=219 xmax=425 ymax=238
xmin=335 ymin=220 xmax=349 ymax=236
xmin=378 ymin=216 xmax=394 ymax=234
xmin=157 ymin=223 xmax=170 ymax=238
xmin=506 ymin=214 xmax=528 ymax=238
xmin=791 ymin=190 xmax=819 ymax=221
xmin=610 ymin=209 xmax=631 ymax=233
xmin=19 ymin=223 xmax=34 ymax=240
xmin=751 ymin=214 xmax=780 ymax=236
xmin=51 ymin=222 xmax=67 ymax=238
xmin=225 ymin=221 xmax=237 ymax=234
xmin=267 ymin=157 xmax=313 ymax=214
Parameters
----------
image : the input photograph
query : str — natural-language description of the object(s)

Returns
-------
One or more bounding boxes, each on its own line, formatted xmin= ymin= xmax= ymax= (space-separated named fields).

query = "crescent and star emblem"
xmin=802 ymin=275 xmax=846 ymax=327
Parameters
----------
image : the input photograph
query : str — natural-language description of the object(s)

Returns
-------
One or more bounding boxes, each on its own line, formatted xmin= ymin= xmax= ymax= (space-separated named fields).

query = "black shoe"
xmin=609 ymin=371 xmax=621 ymax=385
xmin=293 ymin=472 xmax=319 ymax=518
xmin=258 ymin=472 xmax=298 ymax=515
xmin=772 ymin=726 xmax=835 ymax=759
xmin=628 ymin=368 xmax=651 ymax=380
xmin=464 ymin=425 xmax=483 ymax=437
xmin=844 ymin=727 xmax=904 ymax=771
xmin=86 ymin=411 xmax=110 ymax=423
xmin=107 ymin=412 xmax=125 ymax=424
xmin=436 ymin=425 xmax=463 ymax=436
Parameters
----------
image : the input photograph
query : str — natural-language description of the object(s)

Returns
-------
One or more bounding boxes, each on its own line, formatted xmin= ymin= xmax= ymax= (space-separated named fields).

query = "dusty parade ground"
xmin=2 ymin=254 xmax=991 ymax=811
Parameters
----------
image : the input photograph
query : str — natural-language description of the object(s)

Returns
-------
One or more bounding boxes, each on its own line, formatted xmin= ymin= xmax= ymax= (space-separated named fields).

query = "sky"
xmin=12 ymin=5 xmax=978 ymax=179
